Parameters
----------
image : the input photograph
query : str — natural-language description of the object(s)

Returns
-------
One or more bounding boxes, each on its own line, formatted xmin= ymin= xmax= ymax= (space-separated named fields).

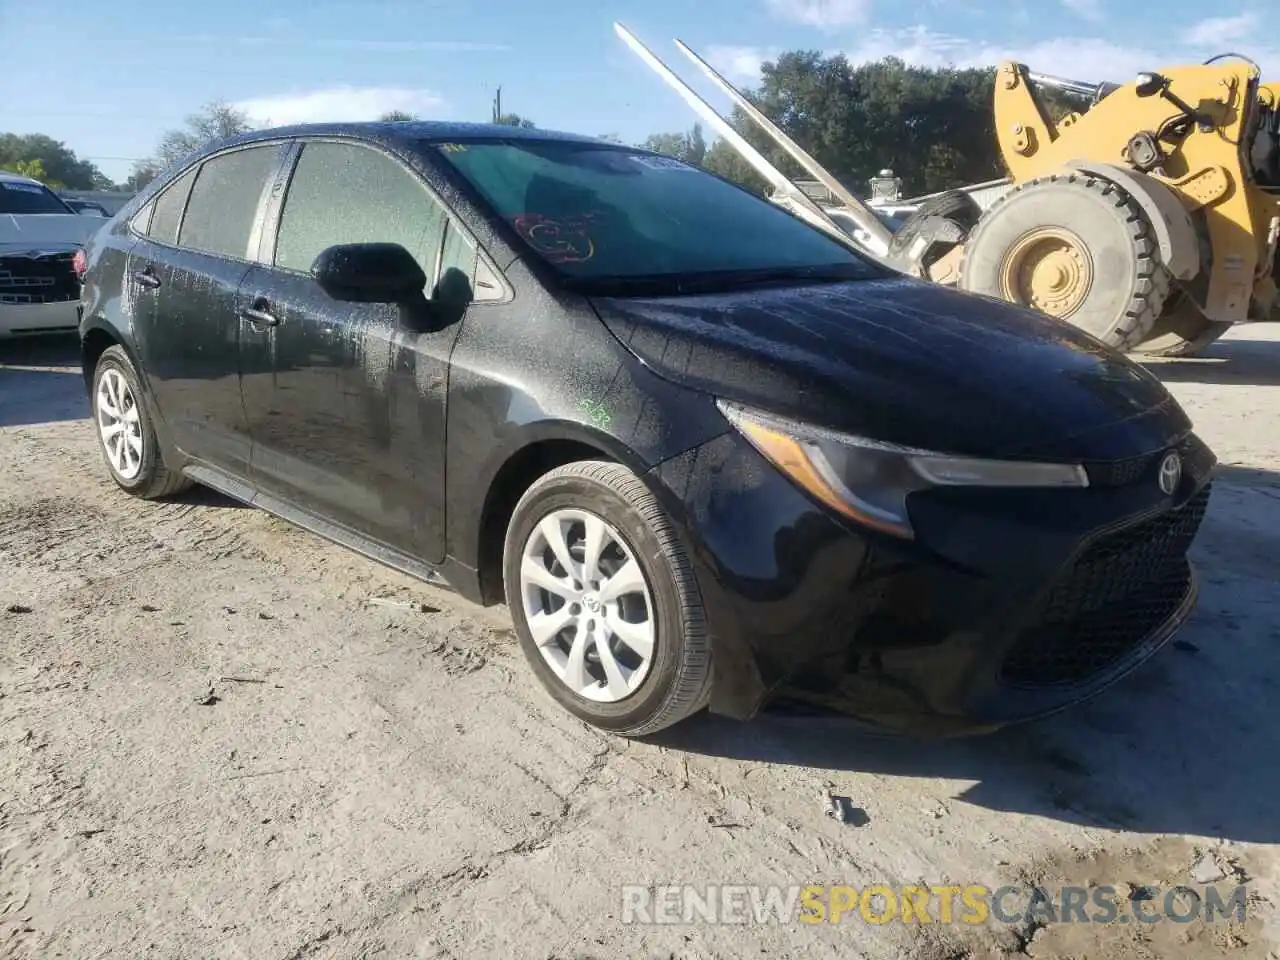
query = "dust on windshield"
xmin=429 ymin=139 xmax=879 ymax=287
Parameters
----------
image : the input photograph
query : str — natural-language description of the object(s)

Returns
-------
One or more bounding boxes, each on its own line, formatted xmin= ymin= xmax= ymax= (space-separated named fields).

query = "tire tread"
xmin=959 ymin=172 xmax=1170 ymax=351
xmin=509 ymin=459 xmax=712 ymax=737
xmin=95 ymin=346 xmax=193 ymax=500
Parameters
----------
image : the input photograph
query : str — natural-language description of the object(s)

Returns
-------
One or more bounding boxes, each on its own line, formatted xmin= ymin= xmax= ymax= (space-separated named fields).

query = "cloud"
xmin=702 ymin=18 xmax=1280 ymax=90
xmin=234 ymin=87 xmax=449 ymax=126
xmin=172 ymin=34 xmax=508 ymax=52
xmin=1058 ymin=0 xmax=1103 ymax=22
xmin=706 ymin=45 xmax=783 ymax=84
xmin=764 ymin=0 xmax=870 ymax=30
xmin=1181 ymin=13 xmax=1259 ymax=47
xmin=709 ymin=30 xmax=1168 ymax=85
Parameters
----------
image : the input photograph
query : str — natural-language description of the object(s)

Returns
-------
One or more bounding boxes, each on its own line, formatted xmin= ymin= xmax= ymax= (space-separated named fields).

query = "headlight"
xmin=717 ymin=400 xmax=1089 ymax=539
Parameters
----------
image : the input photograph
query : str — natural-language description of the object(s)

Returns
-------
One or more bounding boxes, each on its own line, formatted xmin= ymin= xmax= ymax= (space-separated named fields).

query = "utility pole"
xmin=492 ymin=86 xmax=502 ymax=123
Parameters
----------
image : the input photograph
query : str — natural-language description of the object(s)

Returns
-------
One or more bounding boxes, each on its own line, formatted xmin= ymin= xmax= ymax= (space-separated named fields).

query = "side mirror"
xmin=311 ymin=242 xmax=426 ymax=303
xmin=1134 ymin=72 xmax=1166 ymax=98
xmin=79 ymin=207 xmax=106 ymax=217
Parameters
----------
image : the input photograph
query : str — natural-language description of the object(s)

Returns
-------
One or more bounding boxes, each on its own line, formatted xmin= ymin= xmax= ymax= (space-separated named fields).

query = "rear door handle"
xmin=133 ymin=268 xmax=161 ymax=289
xmin=240 ymin=302 xmax=279 ymax=328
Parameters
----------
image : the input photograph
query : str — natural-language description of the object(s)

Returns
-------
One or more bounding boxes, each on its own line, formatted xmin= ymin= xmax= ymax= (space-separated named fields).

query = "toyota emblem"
xmin=1157 ymin=451 xmax=1182 ymax=495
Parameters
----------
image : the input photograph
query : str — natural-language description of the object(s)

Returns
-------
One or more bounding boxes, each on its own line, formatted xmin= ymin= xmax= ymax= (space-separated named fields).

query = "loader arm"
xmin=671 ymin=37 xmax=895 ymax=255
xmin=612 ymin=22 xmax=891 ymax=259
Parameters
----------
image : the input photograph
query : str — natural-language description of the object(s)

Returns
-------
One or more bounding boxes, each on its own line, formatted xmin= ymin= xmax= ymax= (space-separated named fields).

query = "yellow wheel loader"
xmin=616 ymin=23 xmax=1280 ymax=358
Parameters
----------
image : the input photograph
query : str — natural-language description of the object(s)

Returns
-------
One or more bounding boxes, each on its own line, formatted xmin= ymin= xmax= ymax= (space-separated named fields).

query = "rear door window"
xmin=273 ymin=140 xmax=447 ymax=280
xmin=145 ymin=167 xmax=198 ymax=245
xmin=178 ymin=145 xmax=283 ymax=259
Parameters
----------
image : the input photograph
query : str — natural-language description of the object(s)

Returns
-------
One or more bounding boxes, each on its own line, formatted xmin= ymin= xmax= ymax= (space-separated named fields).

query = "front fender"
xmin=1065 ymin=160 xmax=1200 ymax=280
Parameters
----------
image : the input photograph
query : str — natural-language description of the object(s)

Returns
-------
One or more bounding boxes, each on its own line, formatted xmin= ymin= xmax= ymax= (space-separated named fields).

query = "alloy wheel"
xmin=96 ymin=368 xmax=144 ymax=481
xmin=519 ymin=507 xmax=656 ymax=703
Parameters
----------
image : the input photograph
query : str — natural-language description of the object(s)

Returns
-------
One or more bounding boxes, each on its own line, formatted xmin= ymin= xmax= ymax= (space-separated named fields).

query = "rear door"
xmin=238 ymin=138 xmax=467 ymax=562
xmin=129 ymin=142 xmax=290 ymax=476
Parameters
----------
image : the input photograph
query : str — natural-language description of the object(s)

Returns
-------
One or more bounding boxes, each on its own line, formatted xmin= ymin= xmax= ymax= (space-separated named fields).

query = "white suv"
xmin=1 ymin=171 xmax=103 ymax=338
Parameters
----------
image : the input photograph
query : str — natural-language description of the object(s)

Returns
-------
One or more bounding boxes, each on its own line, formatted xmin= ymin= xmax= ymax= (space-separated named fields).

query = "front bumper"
xmin=0 ymin=300 xmax=80 ymax=337
xmin=648 ymin=429 xmax=1216 ymax=735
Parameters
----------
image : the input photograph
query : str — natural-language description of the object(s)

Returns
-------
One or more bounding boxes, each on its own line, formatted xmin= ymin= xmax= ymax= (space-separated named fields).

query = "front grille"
xmin=1000 ymin=485 xmax=1210 ymax=687
xmin=0 ymin=252 xmax=79 ymax=305
xmin=1084 ymin=434 xmax=1213 ymax=488
xmin=1085 ymin=451 xmax=1156 ymax=487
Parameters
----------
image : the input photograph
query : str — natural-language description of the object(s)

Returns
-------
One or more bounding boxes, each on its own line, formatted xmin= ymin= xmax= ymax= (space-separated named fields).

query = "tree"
xmin=747 ymin=52 xmax=1000 ymax=196
xmin=10 ymin=158 xmax=53 ymax=185
xmin=0 ymin=133 xmax=108 ymax=190
xmin=640 ymin=54 xmax=1004 ymax=199
xmin=378 ymin=110 xmax=418 ymax=122
xmin=151 ymin=101 xmax=253 ymax=171
xmin=702 ymin=137 xmax=768 ymax=195
xmin=124 ymin=162 xmax=161 ymax=193
xmin=641 ymin=123 xmax=708 ymax=166
xmin=494 ymin=113 xmax=536 ymax=129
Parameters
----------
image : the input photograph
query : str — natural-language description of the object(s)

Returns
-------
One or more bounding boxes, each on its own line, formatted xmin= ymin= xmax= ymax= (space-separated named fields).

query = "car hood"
xmin=589 ymin=276 xmax=1189 ymax=461
xmin=0 ymin=213 xmax=100 ymax=253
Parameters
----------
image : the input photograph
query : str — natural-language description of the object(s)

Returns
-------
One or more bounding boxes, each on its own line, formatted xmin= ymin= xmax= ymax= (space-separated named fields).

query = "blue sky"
xmin=1 ymin=0 xmax=1275 ymax=184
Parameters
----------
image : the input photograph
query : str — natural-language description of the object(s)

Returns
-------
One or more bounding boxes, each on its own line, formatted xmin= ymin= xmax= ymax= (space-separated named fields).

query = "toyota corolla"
xmin=76 ymin=122 xmax=1214 ymax=736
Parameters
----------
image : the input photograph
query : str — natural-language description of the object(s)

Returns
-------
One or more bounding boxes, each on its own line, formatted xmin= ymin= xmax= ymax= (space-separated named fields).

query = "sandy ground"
xmin=1 ymin=326 xmax=1278 ymax=960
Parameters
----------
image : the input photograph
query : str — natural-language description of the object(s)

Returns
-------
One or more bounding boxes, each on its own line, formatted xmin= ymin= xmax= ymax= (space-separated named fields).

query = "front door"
xmin=239 ymin=139 xmax=471 ymax=563
xmin=128 ymin=142 xmax=289 ymax=476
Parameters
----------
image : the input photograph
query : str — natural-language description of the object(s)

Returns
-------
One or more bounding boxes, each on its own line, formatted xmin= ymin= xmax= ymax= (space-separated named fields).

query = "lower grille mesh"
xmin=1000 ymin=486 xmax=1210 ymax=687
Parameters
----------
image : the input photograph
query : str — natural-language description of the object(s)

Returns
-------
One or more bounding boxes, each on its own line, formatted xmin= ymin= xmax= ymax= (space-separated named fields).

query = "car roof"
xmin=0 ymin=170 xmax=46 ymax=186
xmin=216 ymin=120 xmax=610 ymax=152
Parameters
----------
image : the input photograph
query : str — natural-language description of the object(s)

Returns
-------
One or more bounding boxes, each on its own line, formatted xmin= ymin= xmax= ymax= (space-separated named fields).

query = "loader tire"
xmin=889 ymin=189 xmax=983 ymax=259
xmin=1131 ymin=299 xmax=1232 ymax=358
xmin=958 ymin=173 xmax=1170 ymax=351
xmin=906 ymin=189 xmax=983 ymax=231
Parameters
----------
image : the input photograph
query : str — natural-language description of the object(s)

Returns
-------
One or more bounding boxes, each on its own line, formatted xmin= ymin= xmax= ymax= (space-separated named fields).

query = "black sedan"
xmin=76 ymin=121 xmax=1214 ymax=736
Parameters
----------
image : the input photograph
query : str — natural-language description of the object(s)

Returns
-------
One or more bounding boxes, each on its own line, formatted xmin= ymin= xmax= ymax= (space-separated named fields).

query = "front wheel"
xmin=958 ymin=173 xmax=1170 ymax=351
xmin=502 ymin=460 xmax=711 ymax=736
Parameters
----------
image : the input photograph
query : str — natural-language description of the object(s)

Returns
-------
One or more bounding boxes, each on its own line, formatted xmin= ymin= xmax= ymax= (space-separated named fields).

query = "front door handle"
xmin=240 ymin=302 xmax=279 ymax=328
xmin=133 ymin=267 xmax=161 ymax=289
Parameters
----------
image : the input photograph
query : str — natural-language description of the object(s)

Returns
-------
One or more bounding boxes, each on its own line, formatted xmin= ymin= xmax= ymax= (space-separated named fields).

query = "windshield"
xmin=428 ymin=140 xmax=882 ymax=292
xmin=0 ymin=180 xmax=74 ymax=215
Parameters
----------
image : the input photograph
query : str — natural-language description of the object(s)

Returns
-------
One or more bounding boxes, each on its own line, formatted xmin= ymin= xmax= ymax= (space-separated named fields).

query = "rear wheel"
xmin=1130 ymin=298 xmax=1232 ymax=357
xmin=959 ymin=173 xmax=1170 ymax=350
xmin=502 ymin=460 xmax=711 ymax=736
xmin=92 ymin=345 xmax=191 ymax=499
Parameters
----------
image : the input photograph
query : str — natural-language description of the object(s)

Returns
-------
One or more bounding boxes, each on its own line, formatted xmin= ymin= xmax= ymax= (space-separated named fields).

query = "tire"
xmin=91 ymin=345 xmax=192 ymax=499
xmin=905 ymin=189 xmax=984 ymax=231
xmin=502 ymin=460 xmax=711 ymax=737
xmin=958 ymin=173 xmax=1171 ymax=351
xmin=1130 ymin=298 xmax=1232 ymax=358
xmin=888 ymin=189 xmax=983 ymax=259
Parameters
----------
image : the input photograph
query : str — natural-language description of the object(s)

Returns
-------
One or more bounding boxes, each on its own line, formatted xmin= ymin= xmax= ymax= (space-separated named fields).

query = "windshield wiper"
xmin=672 ymin=265 xmax=865 ymax=292
xmin=571 ymin=263 xmax=867 ymax=297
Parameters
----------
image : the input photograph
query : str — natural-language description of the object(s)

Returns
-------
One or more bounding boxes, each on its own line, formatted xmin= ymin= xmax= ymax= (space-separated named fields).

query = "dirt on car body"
xmin=3 ymin=330 xmax=1279 ymax=959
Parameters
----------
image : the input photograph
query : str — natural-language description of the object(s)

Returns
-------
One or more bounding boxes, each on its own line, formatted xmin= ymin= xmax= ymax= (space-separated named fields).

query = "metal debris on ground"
xmin=825 ymin=792 xmax=870 ymax=827
xmin=365 ymin=596 xmax=440 ymax=613
xmin=194 ymin=685 xmax=219 ymax=706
